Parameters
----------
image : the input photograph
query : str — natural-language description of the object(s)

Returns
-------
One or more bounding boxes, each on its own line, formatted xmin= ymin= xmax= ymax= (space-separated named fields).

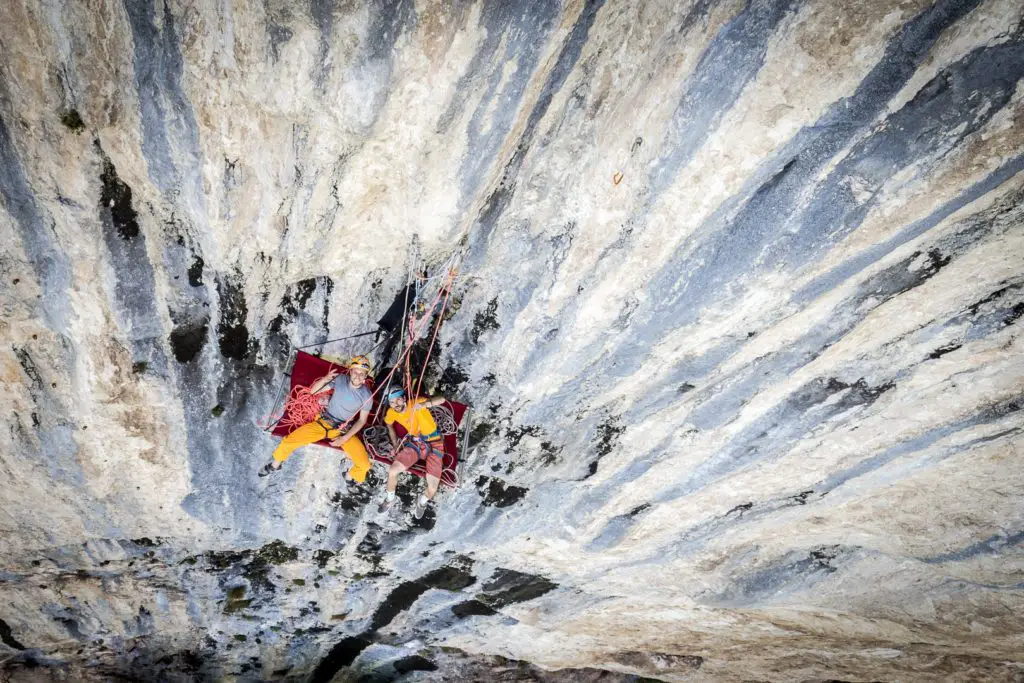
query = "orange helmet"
xmin=348 ymin=355 xmax=372 ymax=372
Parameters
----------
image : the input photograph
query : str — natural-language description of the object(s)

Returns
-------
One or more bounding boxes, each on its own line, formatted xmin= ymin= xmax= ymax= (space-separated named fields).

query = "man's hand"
xmin=309 ymin=368 xmax=341 ymax=394
xmin=330 ymin=433 xmax=350 ymax=447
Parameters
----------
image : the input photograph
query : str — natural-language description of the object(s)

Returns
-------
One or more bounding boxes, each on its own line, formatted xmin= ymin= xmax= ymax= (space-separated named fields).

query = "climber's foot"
xmin=377 ymin=493 xmax=395 ymax=514
xmin=258 ymin=461 xmax=281 ymax=477
xmin=413 ymin=495 xmax=429 ymax=520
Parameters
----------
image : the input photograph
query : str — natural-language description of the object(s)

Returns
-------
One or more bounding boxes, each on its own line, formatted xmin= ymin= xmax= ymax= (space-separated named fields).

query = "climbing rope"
xmin=394 ymin=265 xmax=457 ymax=402
xmin=295 ymin=329 xmax=377 ymax=351
xmin=275 ymin=386 xmax=329 ymax=431
xmin=413 ymin=270 xmax=455 ymax=402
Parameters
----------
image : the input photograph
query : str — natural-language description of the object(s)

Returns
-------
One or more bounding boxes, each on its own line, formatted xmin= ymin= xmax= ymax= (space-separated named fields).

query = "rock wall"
xmin=1 ymin=0 xmax=1023 ymax=680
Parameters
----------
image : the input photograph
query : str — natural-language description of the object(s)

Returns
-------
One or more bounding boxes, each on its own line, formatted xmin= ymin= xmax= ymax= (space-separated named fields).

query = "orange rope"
xmin=360 ymin=324 xmax=423 ymax=424
xmin=277 ymin=386 xmax=329 ymax=431
xmin=413 ymin=274 xmax=454 ymax=402
xmin=402 ymin=276 xmax=449 ymax=399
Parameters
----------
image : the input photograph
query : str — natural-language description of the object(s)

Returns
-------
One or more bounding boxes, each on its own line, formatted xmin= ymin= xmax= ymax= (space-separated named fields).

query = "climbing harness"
xmin=405 ymin=436 xmax=447 ymax=468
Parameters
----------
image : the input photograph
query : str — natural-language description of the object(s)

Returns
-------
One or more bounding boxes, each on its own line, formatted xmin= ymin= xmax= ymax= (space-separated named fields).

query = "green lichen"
xmin=441 ymin=292 xmax=462 ymax=321
xmin=211 ymin=404 xmax=225 ymax=417
xmin=255 ymin=540 xmax=298 ymax=565
xmin=223 ymin=586 xmax=252 ymax=614
xmin=204 ymin=549 xmax=249 ymax=571
xmin=204 ymin=541 xmax=297 ymax=595
xmin=292 ymin=578 xmax=305 ymax=586
xmin=223 ymin=599 xmax=252 ymax=614
xmin=60 ymin=109 xmax=85 ymax=133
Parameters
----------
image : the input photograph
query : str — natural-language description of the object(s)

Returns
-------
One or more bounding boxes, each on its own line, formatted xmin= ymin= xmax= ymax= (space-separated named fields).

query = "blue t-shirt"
xmin=323 ymin=378 xmax=372 ymax=422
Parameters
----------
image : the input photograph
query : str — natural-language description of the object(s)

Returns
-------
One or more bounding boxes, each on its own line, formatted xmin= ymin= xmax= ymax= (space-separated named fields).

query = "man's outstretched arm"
xmin=309 ymin=368 xmax=339 ymax=394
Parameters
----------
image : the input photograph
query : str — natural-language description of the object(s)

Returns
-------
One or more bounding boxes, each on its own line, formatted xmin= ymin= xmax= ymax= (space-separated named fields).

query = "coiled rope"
xmin=275 ymin=386 xmax=330 ymax=431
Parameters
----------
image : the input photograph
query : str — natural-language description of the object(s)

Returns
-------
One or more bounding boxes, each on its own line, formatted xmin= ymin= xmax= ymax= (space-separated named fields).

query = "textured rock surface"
xmin=1 ymin=0 xmax=1023 ymax=680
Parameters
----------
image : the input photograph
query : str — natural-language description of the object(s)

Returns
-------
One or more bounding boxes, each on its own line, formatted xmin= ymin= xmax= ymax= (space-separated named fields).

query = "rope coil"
xmin=427 ymin=404 xmax=457 ymax=435
xmin=276 ymin=386 xmax=329 ymax=431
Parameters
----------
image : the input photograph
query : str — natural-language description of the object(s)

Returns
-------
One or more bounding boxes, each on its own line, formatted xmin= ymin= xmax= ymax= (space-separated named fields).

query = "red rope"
xmin=277 ymin=386 xmax=330 ymax=431
xmin=401 ymin=277 xmax=449 ymax=399
xmin=358 ymin=324 xmax=423 ymax=426
xmin=414 ymin=274 xmax=454 ymax=402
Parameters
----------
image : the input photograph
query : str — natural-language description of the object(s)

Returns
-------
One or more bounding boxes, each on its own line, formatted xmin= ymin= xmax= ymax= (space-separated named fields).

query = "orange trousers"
xmin=272 ymin=417 xmax=372 ymax=483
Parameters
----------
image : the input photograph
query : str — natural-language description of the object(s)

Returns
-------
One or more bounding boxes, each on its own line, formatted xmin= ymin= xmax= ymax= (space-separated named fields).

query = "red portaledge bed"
xmin=270 ymin=351 xmax=468 ymax=487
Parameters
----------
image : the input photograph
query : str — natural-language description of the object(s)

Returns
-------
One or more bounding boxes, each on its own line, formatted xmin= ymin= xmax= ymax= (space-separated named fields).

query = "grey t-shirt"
xmin=324 ymin=378 xmax=372 ymax=423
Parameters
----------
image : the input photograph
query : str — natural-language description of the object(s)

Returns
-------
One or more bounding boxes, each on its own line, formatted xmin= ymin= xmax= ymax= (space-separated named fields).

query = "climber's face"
xmin=348 ymin=367 xmax=368 ymax=388
xmin=388 ymin=394 xmax=407 ymax=412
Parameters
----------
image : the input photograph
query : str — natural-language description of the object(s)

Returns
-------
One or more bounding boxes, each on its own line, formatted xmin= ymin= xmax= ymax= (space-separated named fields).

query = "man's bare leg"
xmin=414 ymin=473 xmax=441 ymax=519
xmin=387 ymin=459 xmax=410 ymax=493
xmin=424 ymin=474 xmax=440 ymax=501
xmin=379 ymin=459 xmax=410 ymax=512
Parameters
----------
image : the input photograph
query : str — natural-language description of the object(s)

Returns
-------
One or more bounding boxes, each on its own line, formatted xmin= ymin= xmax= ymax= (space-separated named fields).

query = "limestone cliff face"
xmin=1 ymin=0 xmax=1023 ymax=680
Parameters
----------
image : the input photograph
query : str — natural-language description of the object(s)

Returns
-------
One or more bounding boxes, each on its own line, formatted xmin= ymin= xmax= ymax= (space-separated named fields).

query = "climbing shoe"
xmin=378 ymin=495 xmax=395 ymax=514
xmin=413 ymin=496 xmax=429 ymax=520
xmin=258 ymin=462 xmax=280 ymax=477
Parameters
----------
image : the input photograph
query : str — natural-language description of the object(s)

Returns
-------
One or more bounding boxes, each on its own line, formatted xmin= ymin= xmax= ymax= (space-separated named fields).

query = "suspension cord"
xmin=413 ymin=274 xmax=454 ymax=402
xmin=295 ymin=329 xmax=377 ymax=350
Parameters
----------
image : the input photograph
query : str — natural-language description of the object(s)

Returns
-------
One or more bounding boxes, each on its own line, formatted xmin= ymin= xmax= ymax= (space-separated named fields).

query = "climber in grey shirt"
xmin=323 ymin=372 xmax=373 ymax=425
xmin=261 ymin=355 xmax=375 ymax=482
